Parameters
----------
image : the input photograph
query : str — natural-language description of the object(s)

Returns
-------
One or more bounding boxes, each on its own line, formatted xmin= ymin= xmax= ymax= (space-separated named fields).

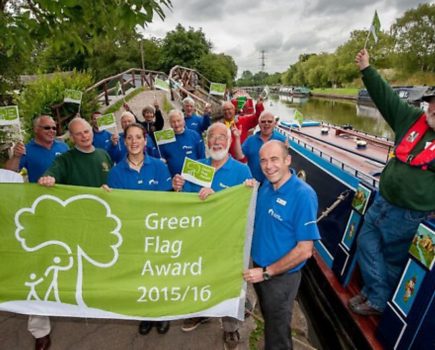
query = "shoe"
xmin=181 ymin=317 xmax=210 ymax=332
xmin=350 ymin=301 xmax=382 ymax=316
xmin=35 ymin=334 xmax=51 ymax=350
xmin=156 ymin=321 xmax=170 ymax=334
xmin=223 ymin=330 xmax=240 ymax=349
xmin=138 ymin=321 xmax=153 ymax=335
xmin=348 ymin=293 xmax=367 ymax=309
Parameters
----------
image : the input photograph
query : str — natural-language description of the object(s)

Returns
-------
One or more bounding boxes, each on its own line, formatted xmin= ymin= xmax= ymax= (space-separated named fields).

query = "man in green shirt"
xmin=38 ymin=117 xmax=112 ymax=187
xmin=349 ymin=49 xmax=434 ymax=316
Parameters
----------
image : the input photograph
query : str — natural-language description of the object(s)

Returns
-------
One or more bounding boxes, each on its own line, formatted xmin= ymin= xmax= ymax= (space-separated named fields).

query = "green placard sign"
xmin=154 ymin=128 xmax=176 ymax=145
xmin=209 ymin=83 xmax=226 ymax=97
xmin=0 ymin=106 xmax=20 ymax=126
xmin=236 ymin=96 xmax=247 ymax=110
xmin=154 ymin=78 xmax=170 ymax=92
xmin=64 ymin=89 xmax=83 ymax=104
xmin=181 ymin=157 xmax=215 ymax=188
xmin=97 ymin=113 xmax=117 ymax=131
xmin=0 ymin=183 xmax=255 ymax=320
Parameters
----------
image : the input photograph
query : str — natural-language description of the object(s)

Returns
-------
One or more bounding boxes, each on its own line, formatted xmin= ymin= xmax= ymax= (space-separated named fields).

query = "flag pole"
xmin=363 ymin=30 xmax=371 ymax=49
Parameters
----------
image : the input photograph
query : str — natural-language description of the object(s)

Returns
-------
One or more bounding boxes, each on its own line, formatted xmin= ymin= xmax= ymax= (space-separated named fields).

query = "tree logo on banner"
xmin=15 ymin=194 xmax=122 ymax=307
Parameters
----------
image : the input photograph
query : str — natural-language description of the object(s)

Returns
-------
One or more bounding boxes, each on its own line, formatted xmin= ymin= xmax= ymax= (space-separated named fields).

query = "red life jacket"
xmin=395 ymin=113 xmax=435 ymax=170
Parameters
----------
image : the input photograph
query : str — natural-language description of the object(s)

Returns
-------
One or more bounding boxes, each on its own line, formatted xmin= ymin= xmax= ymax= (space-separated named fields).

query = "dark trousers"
xmin=254 ymin=270 xmax=301 ymax=350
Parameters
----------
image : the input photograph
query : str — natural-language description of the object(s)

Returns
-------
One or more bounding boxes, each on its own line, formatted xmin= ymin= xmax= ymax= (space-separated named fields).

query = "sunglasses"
xmin=39 ymin=125 xmax=57 ymax=130
xmin=260 ymin=120 xmax=274 ymax=124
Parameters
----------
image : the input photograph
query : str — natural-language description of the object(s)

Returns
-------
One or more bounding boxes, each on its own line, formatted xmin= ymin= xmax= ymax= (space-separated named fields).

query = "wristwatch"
xmin=262 ymin=267 xmax=271 ymax=281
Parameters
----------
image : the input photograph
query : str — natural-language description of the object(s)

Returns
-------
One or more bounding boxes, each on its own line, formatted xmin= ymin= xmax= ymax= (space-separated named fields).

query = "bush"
xmin=17 ymin=70 xmax=98 ymax=140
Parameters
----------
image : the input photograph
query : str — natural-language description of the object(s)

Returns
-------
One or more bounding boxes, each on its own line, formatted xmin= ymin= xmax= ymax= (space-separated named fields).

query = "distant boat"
xmin=357 ymin=85 xmax=430 ymax=107
xmin=278 ymin=86 xmax=311 ymax=97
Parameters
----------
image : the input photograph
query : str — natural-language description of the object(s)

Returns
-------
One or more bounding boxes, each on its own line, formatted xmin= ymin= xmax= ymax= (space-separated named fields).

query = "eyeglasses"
xmin=39 ymin=125 xmax=57 ymax=130
xmin=208 ymin=135 xmax=227 ymax=142
xmin=260 ymin=120 xmax=274 ymax=124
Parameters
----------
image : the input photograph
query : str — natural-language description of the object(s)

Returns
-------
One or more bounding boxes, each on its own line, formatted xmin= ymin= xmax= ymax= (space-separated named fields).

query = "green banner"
xmin=0 ymin=106 xmax=20 ymax=126
xmin=0 ymin=184 xmax=255 ymax=320
xmin=154 ymin=128 xmax=176 ymax=145
xmin=181 ymin=158 xmax=215 ymax=188
xmin=236 ymin=96 xmax=247 ymax=110
xmin=209 ymin=83 xmax=226 ymax=97
xmin=97 ymin=113 xmax=117 ymax=131
xmin=64 ymin=89 xmax=83 ymax=104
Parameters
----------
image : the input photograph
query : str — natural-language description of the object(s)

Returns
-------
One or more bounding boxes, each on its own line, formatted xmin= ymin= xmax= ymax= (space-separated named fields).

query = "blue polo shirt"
xmin=19 ymin=139 xmax=69 ymax=182
xmin=93 ymin=129 xmax=112 ymax=151
xmin=185 ymin=113 xmax=210 ymax=134
xmin=183 ymin=156 xmax=252 ymax=193
xmin=252 ymin=174 xmax=320 ymax=273
xmin=159 ymin=129 xmax=205 ymax=176
xmin=108 ymin=133 xmax=158 ymax=164
xmin=242 ymin=131 xmax=287 ymax=182
xmin=107 ymin=156 xmax=172 ymax=191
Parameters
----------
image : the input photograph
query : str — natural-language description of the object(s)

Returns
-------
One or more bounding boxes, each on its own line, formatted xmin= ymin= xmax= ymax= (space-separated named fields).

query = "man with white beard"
xmin=172 ymin=122 xmax=252 ymax=349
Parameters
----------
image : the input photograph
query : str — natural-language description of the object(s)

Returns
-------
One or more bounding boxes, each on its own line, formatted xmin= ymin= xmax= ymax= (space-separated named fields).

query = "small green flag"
xmin=97 ymin=113 xmax=117 ymax=131
xmin=370 ymin=10 xmax=381 ymax=43
xmin=209 ymin=83 xmax=226 ymax=97
xmin=154 ymin=128 xmax=176 ymax=145
xmin=0 ymin=106 xmax=20 ymax=126
xmin=236 ymin=97 xmax=247 ymax=110
xmin=181 ymin=158 xmax=215 ymax=188
xmin=155 ymin=78 xmax=170 ymax=92
xmin=64 ymin=89 xmax=83 ymax=104
xmin=293 ymin=109 xmax=304 ymax=126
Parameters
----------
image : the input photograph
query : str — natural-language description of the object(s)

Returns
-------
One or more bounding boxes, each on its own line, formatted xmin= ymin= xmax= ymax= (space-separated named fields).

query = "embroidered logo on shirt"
xmin=276 ymin=198 xmax=287 ymax=206
xmin=182 ymin=145 xmax=193 ymax=150
xmin=101 ymin=162 xmax=110 ymax=172
xmin=149 ymin=179 xmax=158 ymax=185
xmin=268 ymin=209 xmax=283 ymax=221
xmin=138 ymin=180 xmax=143 ymax=184
xmin=219 ymin=182 xmax=229 ymax=189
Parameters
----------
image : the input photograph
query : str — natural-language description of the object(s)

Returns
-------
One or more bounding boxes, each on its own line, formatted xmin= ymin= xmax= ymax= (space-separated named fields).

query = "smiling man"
xmin=5 ymin=115 xmax=68 ymax=182
xmin=243 ymin=140 xmax=320 ymax=350
xmin=232 ymin=111 xmax=287 ymax=182
xmin=38 ymin=118 xmax=112 ymax=187
xmin=158 ymin=109 xmax=205 ymax=176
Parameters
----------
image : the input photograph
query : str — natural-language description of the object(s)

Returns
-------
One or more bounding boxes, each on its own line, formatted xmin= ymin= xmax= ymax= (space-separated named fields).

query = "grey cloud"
xmin=303 ymin=0 xmax=379 ymax=16
xmin=254 ymin=32 xmax=284 ymax=52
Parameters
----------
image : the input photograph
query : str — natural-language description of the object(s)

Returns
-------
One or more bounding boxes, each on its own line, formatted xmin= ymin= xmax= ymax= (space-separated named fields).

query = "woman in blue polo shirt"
xmin=106 ymin=123 xmax=171 ymax=335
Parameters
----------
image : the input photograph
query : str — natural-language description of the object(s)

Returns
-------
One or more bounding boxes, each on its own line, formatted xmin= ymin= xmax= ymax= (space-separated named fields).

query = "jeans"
xmin=356 ymin=194 xmax=429 ymax=311
xmin=254 ymin=270 xmax=301 ymax=350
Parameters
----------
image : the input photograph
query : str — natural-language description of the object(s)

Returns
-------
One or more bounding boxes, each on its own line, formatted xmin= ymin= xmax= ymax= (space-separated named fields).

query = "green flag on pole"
xmin=370 ymin=10 xmax=381 ymax=43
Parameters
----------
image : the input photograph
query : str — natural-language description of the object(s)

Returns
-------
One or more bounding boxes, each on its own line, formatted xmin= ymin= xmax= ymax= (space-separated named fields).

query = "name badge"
xmin=276 ymin=198 xmax=287 ymax=206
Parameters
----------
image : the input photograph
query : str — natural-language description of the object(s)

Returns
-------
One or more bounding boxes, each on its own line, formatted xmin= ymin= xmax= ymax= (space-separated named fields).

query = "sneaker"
xmin=223 ymin=330 xmax=240 ymax=349
xmin=348 ymin=293 xmax=367 ymax=309
xmin=350 ymin=301 xmax=382 ymax=316
xmin=181 ymin=317 xmax=210 ymax=332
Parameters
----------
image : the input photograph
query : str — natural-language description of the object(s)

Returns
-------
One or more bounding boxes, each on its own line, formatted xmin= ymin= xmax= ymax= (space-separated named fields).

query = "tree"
xmin=159 ymin=24 xmax=212 ymax=72
xmin=0 ymin=0 xmax=172 ymax=103
xmin=196 ymin=53 xmax=237 ymax=87
xmin=391 ymin=3 xmax=435 ymax=72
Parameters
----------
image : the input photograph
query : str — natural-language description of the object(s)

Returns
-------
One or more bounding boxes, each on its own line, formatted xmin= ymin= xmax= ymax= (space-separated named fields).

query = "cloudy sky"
xmin=141 ymin=0 xmax=430 ymax=76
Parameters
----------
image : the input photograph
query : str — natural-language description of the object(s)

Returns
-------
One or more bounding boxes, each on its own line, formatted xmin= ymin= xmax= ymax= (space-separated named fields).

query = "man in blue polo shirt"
xmin=91 ymin=111 xmax=112 ymax=151
xmin=5 ymin=115 xmax=68 ymax=182
xmin=233 ymin=111 xmax=287 ymax=182
xmin=158 ymin=109 xmax=205 ymax=176
xmin=243 ymin=140 xmax=320 ymax=350
xmin=172 ymin=122 xmax=252 ymax=349
xmin=108 ymin=111 xmax=158 ymax=163
xmin=182 ymin=97 xmax=210 ymax=135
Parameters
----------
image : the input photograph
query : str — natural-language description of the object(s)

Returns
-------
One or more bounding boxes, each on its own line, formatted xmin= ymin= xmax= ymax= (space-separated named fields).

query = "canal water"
xmin=266 ymin=94 xmax=395 ymax=140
